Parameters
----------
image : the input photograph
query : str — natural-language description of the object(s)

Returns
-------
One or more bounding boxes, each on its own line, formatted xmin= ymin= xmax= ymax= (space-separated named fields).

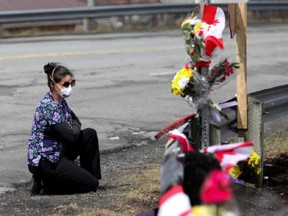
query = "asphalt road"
xmin=0 ymin=23 xmax=288 ymax=193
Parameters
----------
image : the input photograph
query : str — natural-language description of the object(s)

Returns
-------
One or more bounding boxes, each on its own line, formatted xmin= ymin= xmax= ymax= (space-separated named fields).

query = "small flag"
xmin=169 ymin=129 xmax=194 ymax=153
xmin=202 ymin=5 xmax=226 ymax=57
xmin=158 ymin=185 xmax=191 ymax=216
xmin=202 ymin=142 xmax=253 ymax=172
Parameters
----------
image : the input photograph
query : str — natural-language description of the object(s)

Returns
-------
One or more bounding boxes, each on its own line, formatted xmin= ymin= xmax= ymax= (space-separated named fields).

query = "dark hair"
xmin=44 ymin=62 xmax=74 ymax=89
xmin=183 ymin=152 xmax=221 ymax=206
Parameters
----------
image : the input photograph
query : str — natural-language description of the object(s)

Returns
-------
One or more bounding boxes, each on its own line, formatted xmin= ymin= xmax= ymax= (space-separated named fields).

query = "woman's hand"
xmin=67 ymin=121 xmax=72 ymax=128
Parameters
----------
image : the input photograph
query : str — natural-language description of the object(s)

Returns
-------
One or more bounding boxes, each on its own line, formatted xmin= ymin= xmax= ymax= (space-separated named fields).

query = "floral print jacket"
xmin=27 ymin=92 xmax=72 ymax=166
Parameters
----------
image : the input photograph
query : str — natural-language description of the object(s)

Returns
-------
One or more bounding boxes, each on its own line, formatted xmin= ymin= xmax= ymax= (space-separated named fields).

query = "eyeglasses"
xmin=59 ymin=80 xmax=76 ymax=88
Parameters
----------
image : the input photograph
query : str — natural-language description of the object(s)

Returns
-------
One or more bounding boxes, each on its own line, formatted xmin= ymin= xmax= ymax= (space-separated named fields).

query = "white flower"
xmin=178 ymin=77 xmax=190 ymax=89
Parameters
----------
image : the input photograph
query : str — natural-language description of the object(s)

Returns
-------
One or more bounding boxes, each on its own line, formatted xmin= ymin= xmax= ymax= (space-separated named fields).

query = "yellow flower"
xmin=193 ymin=205 xmax=225 ymax=216
xmin=181 ymin=17 xmax=201 ymax=33
xmin=194 ymin=23 xmax=203 ymax=34
xmin=248 ymin=150 xmax=262 ymax=175
xmin=181 ymin=19 xmax=193 ymax=30
xmin=256 ymin=167 xmax=262 ymax=175
xmin=229 ymin=165 xmax=242 ymax=179
xmin=248 ymin=150 xmax=260 ymax=168
xmin=171 ymin=66 xmax=193 ymax=96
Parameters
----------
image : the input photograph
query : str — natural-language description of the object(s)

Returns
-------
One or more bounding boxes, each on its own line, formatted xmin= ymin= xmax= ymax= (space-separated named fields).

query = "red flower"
xmin=200 ymin=170 xmax=232 ymax=204
xmin=184 ymin=64 xmax=190 ymax=70
xmin=198 ymin=30 xmax=204 ymax=37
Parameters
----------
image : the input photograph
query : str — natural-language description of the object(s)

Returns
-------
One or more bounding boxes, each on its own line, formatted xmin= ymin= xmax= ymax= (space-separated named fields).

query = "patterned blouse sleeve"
xmin=43 ymin=103 xmax=66 ymax=126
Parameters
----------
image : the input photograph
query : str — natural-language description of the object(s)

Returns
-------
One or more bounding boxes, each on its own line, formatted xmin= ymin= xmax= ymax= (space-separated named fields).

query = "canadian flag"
xmin=201 ymin=142 xmax=254 ymax=172
xmin=202 ymin=5 xmax=226 ymax=57
xmin=169 ymin=129 xmax=194 ymax=153
xmin=158 ymin=185 xmax=191 ymax=216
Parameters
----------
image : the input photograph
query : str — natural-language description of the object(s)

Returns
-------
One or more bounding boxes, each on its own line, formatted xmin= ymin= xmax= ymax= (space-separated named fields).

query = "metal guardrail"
xmin=218 ymin=84 xmax=288 ymax=128
xmin=218 ymin=84 xmax=288 ymax=154
xmin=0 ymin=2 xmax=288 ymax=24
xmin=250 ymin=84 xmax=288 ymax=122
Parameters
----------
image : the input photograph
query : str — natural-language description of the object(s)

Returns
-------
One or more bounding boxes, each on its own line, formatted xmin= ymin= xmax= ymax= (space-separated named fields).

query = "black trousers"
xmin=29 ymin=128 xmax=101 ymax=194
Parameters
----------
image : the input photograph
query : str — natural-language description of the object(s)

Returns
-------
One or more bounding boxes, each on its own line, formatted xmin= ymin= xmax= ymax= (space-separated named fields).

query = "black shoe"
xmin=98 ymin=184 xmax=107 ymax=191
xmin=30 ymin=175 xmax=42 ymax=196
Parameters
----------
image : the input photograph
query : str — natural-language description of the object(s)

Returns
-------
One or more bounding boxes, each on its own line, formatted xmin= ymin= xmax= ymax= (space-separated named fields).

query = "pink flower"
xmin=220 ymin=77 xmax=226 ymax=82
xmin=200 ymin=170 xmax=232 ymax=204
xmin=212 ymin=68 xmax=219 ymax=74
xmin=198 ymin=30 xmax=204 ymax=37
xmin=225 ymin=61 xmax=230 ymax=67
xmin=184 ymin=64 xmax=190 ymax=70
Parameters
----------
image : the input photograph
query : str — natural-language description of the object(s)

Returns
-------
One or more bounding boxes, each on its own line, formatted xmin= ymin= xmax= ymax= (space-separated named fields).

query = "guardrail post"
xmin=210 ymin=124 xmax=221 ymax=146
xmin=83 ymin=0 xmax=97 ymax=31
xmin=247 ymin=96 xmax=264 ymax=187
xmin=0 ymin=24 xmax=3 ymax=37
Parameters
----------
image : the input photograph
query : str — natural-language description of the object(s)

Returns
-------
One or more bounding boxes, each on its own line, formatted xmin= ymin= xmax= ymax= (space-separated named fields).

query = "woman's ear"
xmin=50 ymin=81 xmax=54 ymax=89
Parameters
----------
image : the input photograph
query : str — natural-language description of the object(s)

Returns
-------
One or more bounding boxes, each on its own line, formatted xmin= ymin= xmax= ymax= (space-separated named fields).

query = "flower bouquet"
xmin=171 ymin=59 xmax=238 ymax=121
xmin=171 ymin=64 xmax=209 ymax=101
xmin=171 ymin=59 xmax=239 ymax=99
xmin=171 ymin=5 xmax=240 ymax=121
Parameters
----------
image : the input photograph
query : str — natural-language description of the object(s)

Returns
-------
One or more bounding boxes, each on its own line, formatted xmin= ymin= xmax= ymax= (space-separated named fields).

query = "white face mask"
xmin=58 ymin=85 xmax=72 ymax=98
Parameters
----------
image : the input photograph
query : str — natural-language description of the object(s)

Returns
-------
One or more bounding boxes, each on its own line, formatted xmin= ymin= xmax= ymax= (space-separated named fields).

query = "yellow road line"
xmin=0 ymin=38 xmax=287 ymax=61
xmin=0 ymin=50 xmax=124 ymax=60
xmin=0 ymin=46 xmax=185 ymax=60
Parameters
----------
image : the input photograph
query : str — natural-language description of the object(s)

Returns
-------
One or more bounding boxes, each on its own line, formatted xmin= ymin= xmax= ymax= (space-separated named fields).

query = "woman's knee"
xmin=85 ymin=177 xmax=99 ymax=192
xmin=82 ymin=128 xmax=98 ymax=139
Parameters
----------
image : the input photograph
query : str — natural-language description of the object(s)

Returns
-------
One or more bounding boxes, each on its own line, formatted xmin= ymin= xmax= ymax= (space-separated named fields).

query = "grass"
xmin=68 ymin=163 xmax=161 ymax=216
xmin=49 ymin=164 xmax=160 ymax=216
xmin=49 ymin=128 xmax=288 ymax=216
xmin=264 ymin=128 xmax=288 ymax=158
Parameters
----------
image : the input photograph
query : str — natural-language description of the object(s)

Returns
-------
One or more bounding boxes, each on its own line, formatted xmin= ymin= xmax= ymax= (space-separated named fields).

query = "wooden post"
xmin=236 ymin=3 xmax=248 ymax=130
